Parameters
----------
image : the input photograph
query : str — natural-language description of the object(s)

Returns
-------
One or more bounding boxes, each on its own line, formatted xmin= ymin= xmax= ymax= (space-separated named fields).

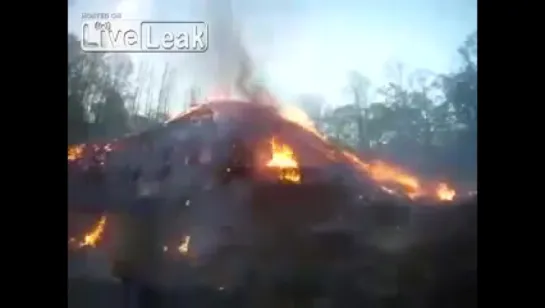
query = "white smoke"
xmin=190 ymin=0 xmax=275 ymax=104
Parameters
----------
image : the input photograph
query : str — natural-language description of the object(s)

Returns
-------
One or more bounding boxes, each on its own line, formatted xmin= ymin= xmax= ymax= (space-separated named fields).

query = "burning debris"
xmin=436 ymin=183 xmax=456 ymax=201
xmin=161 ymin=235 xmax=192 ymax=256
xmin=68 ymin=143 xmax=113 ymax=166
xmin=178 ymin=235 xmax=191 ymax=255
xmin=68 ymin=144 xmax=85 ymax=161
xmin=69 ymin=215 xmax=107 ymax=249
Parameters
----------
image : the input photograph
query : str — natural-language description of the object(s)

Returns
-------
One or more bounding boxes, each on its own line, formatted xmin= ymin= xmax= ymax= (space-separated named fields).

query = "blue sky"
xmin=68 ymin=0 xmax=477 ymax=113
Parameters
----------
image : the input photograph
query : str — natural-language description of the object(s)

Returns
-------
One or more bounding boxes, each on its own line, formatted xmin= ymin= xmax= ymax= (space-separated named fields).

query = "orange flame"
xmin=68 ymin=144 xmax=85 ymax=161
xmin=278 ymin=104 xmax=456 ymax=201
xmin=279 ymin=105 xmax=324 ymax=140
xmin=436 ymin=183 xmax=456 ymax=201
xmin=68 ymin=143 xmax=112 ymax=162
xmin=344 ymin=153 xmax=423 ymax=198
xmin=78 ymin=215 xmax=107 ymax=248
xmin=266 ymin=137 xmax=301 ymax=183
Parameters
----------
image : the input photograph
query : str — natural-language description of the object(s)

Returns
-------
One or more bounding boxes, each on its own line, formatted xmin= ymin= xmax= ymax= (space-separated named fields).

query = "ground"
xmin=68 ymin=200 xmax=476 ymax=308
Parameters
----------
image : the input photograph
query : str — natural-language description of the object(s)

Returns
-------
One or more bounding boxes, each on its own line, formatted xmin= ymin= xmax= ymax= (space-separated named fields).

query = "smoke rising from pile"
xmin=198 ymin=0 xmax=276 ymax=106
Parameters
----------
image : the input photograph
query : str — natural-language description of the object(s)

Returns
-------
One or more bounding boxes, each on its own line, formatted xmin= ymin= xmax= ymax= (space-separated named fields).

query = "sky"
xmin=68 ymin=0 xmax=477 ymax=114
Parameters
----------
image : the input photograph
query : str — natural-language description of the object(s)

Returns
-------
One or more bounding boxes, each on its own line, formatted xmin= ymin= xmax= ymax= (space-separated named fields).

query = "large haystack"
xmin=68 ymin=99 xmax=473 ymax=291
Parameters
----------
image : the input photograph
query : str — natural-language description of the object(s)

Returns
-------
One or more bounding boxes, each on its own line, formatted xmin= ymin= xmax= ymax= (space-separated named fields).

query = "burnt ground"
xmin=68 ymin=278 xmax=240 ymax=308
xmin=68 ymin=199 xmax=476 ymax=308
xmin=68 ymin=169 xmax=476 ymax=308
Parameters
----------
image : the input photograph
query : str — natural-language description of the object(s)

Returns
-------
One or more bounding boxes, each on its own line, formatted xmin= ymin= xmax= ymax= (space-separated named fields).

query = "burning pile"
xmin=68 ymin=100 xmax=457 ymax=203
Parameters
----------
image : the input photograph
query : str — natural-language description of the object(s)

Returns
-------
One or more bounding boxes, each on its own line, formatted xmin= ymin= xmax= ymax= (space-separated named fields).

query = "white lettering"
xmin=81 ymin=23 xmax=99 ymax=48
xmin=81 ymin=21 xmax=207 ymax=52
xmin=124 ymin=30 xmax=138 ymax=46
xmin=145 ymin=25 xmax=160 ymax=49
xmin=162 ymin=32 xmax=175 ymax=49
xmin=175 ymin=32 xmax=190 ymax=50
xmin=192 ymin=26 xmax=205 ymax=49
xmin=108 ymin=30 xmax=124 ymax=47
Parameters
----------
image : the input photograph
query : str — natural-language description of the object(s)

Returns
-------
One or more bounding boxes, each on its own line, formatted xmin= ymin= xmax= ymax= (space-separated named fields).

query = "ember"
xmin=437 ymin=182 xmax=456 ymax=201
xmin=178 ymin=235 xmax=191 ymax=255
xmin=69 ymin=215 xmax=107 ymax=248
xmin=68 ymin=144 xmax=85 ymax=161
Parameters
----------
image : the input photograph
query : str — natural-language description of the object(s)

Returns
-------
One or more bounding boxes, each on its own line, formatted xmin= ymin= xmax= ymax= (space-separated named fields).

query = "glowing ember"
xmin=68 ymin=144 xmax=85 ymax=161
xmin=78 ymin=215 xmax=107 ymax=248
xmin=266 ymin=138 xmax=301 ymax=183
xmin=436 ymin=183 xmax=456 ymax=201
xmin=178 ymin=235 xmax=191 ymax=255
xmin=68 ymin=143 xmax=112 ymax=163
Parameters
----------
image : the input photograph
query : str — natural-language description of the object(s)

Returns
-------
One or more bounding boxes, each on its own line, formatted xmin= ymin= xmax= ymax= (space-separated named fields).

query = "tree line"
xmin=68 ymin=33 xmax=177 ymax=144
xmin=311 ymin=32 xmax=477 ymax=184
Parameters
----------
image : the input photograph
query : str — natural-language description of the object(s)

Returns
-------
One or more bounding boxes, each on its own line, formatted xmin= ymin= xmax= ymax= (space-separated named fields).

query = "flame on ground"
xmin=68 ymin=144 xmax=85 ymax=161
xmin=73 ymin=215 xmax=107 ymax=248
xmin=436 ymin=183 xmax=456 ymax=201
xmin=266 ymin=137 xmax=301 ymax=184
xmin=343 ymin=152 xmax=423 ymax=198
xmin=68 ymin=143 xmax=112 ymax=162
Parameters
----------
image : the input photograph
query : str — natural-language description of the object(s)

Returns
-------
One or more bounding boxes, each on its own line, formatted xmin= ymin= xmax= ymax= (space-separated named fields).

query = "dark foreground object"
xmin=69 ymin=269 xmax=476 ymax=308
xmin=68 ymin=278 xmax=246 ymax=308
xmin=69 ymin=181 xmax=476 ymax=308
xmin=69 ymin=202 xmax=476 ymax=308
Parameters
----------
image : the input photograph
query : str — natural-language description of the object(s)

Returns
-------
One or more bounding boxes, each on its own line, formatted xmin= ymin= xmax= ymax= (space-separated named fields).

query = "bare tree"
xmin=143 ymin=64 xmax=155 ymax=118
xmin=131 ymin=61 xmax=149 ymax=115
xmin=348 ymin=71 xmax=372 ymax=150
xmin=157 ymin=64 xmax=175 ymax=120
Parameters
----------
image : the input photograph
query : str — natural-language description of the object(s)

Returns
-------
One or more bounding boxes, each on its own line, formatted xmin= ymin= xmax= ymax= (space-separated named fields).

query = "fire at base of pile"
xmin=68 ymin=159 xmax=355 ymax=287
xmin=68 ymin=190 xmax=475 ymax=296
